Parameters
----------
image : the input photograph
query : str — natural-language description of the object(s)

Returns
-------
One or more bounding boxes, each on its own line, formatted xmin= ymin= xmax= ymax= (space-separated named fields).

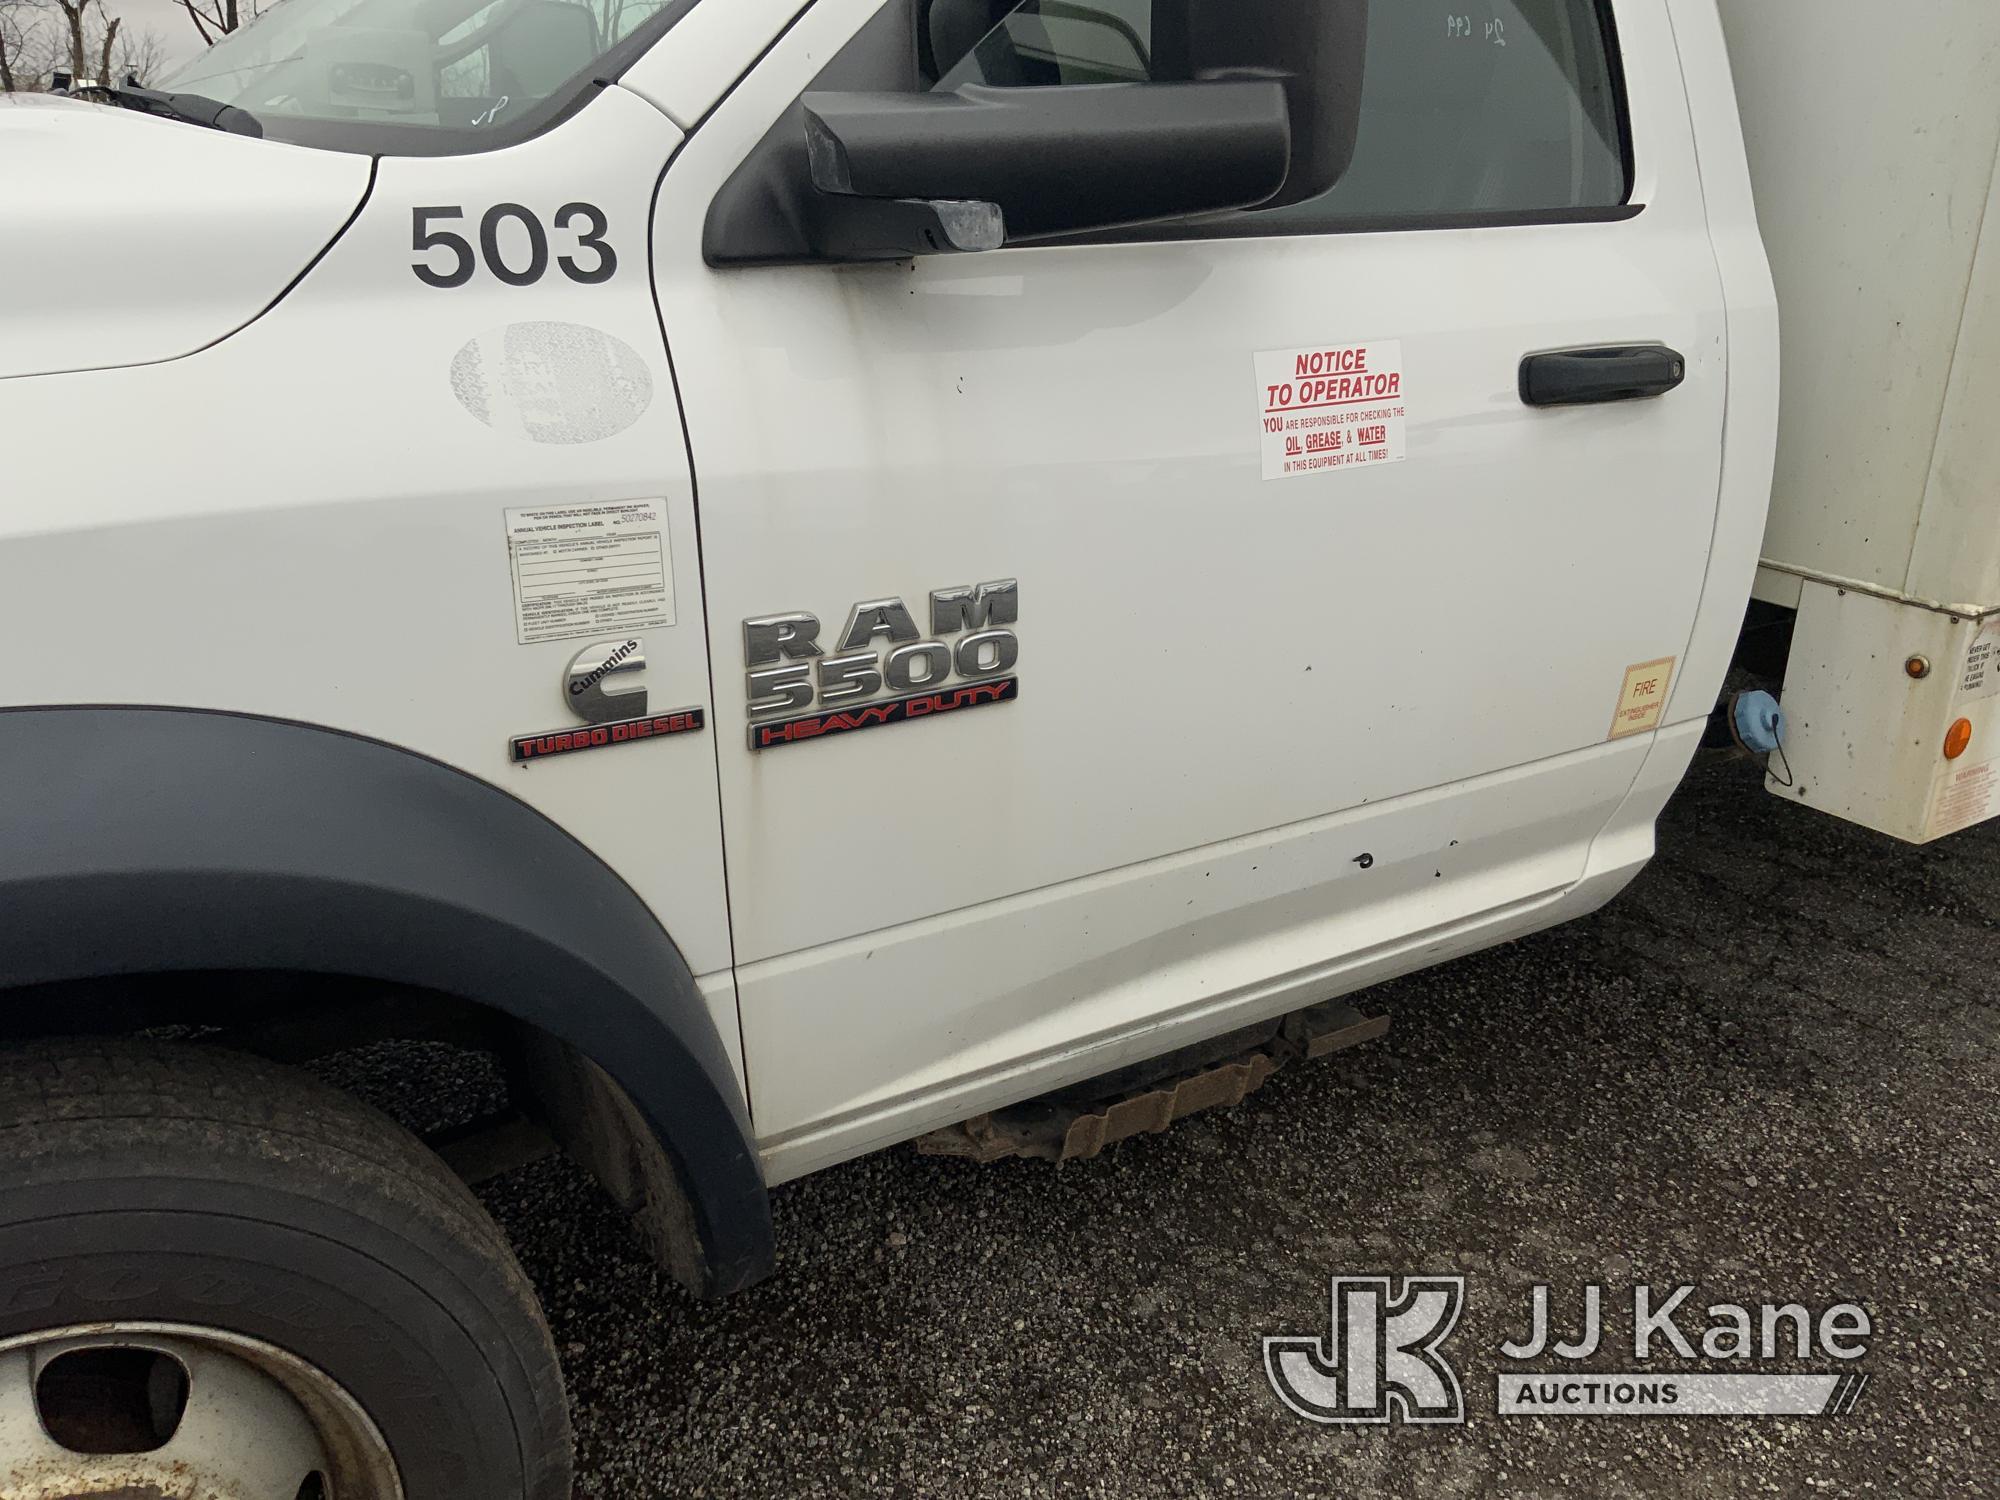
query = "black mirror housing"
xmin=702 ymin=0 xmax=1358 ymax=266
xmin=801 ymin=80 xmax=1291 ymax=251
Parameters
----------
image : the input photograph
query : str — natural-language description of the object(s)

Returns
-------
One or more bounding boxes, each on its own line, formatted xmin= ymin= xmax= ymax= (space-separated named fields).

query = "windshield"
xmin=159 ymin=0 xmax=687 ymax=152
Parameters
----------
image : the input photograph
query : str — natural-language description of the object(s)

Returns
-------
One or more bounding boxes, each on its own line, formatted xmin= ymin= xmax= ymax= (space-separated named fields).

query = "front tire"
xmin=0 ymin=1039 xmax=572 ymax=1500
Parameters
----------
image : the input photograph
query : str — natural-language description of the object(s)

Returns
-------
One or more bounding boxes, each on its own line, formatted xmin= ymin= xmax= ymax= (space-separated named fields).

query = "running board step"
xmin=914 ymin=999 xmax=1388 ymax=1165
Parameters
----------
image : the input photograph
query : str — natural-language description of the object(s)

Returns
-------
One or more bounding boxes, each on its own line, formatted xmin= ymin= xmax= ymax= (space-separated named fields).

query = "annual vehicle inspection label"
xmin=1256 ymin=341 xmax=1408 ymax=481
xmin=505 ymin=500 xmax=674 ymax=645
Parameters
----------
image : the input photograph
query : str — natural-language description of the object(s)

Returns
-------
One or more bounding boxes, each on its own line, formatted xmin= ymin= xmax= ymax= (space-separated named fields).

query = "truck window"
xmin=156 ymin=0 xmax=695 ymax=155
xmin=934 ymin=0 xmax=1157 ymax=88
xmin=1278 ymin=0 xmax=1629 ymax=223
xmin=928 ymin=0 xmax=1630 ymax=232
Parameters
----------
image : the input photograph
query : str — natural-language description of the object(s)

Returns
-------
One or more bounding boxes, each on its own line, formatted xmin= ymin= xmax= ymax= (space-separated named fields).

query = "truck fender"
xmin=0 ymin=706 xmax=773 ymax=1296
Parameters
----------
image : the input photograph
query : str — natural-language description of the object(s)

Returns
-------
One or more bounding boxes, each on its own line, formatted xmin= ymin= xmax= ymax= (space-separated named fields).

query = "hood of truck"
xmin=0 ymin=94 xmax=371 ymax=381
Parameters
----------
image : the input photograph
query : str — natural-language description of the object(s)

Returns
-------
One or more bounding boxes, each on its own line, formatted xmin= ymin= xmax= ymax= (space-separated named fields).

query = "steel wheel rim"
xmin=0 ymin=1322 xmax=403 ymax=1500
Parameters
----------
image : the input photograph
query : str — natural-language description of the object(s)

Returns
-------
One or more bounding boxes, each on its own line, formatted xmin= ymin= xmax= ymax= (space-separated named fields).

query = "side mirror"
xmin=800 ymin=79 xmax=1291 ymax=257
xmin=701 ymin=0 xmax=1364 ymax=266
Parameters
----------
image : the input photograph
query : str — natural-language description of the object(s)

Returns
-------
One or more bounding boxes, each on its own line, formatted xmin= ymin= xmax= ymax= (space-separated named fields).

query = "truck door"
xmin=637 ymin=0 xmax=1728 ymax=1174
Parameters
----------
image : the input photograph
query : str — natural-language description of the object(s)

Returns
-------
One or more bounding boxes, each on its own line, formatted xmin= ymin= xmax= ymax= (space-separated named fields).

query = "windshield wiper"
xmin=79 ymin=83 xmax=263 ymax=138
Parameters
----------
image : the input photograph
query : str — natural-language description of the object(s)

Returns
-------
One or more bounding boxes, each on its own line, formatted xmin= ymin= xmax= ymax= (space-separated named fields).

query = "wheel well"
xmin=0 ymin=970 xmax=713 ymax=1295
xmin=1 ymin=706 xmax=773 ymax=1297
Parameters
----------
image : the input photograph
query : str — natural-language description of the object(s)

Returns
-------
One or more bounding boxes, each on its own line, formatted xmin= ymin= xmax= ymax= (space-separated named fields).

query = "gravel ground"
xmin=455 ymin=749 xmax=1996 ymax=1497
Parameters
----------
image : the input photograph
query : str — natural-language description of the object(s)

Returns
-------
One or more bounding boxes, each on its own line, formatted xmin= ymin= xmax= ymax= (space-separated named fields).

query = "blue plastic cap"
xmin=1732 ymin=689 xmax=1786 ymax=754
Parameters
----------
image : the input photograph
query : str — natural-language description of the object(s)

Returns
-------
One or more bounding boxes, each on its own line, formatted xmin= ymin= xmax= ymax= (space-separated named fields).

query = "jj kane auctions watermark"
xmin=1265 ymin=1276 xmax=1872 ymax=1424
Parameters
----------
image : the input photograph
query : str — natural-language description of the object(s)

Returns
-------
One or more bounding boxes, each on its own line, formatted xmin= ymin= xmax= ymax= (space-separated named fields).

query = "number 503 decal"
xmin=411 ymin=203 xmax=616 ymax=289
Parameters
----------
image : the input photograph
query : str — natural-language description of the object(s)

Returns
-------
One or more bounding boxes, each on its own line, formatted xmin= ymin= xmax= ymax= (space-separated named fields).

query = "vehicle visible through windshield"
xmin=158 ymin=0 xmax=685 ymax=151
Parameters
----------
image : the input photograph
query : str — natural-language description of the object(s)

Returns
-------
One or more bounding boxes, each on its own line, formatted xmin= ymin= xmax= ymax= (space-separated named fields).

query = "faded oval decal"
xmin=450 ymin=321 xmax=654 ymax=445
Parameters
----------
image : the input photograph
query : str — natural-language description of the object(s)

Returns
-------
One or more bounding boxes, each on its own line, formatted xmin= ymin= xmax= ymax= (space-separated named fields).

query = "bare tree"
xmin=0 ymin=0 xmax=52 ymax=89
xmin=0 ymin=0 xmax=167 ymax=91
xmin=171 ymin=0 xmax=263 ymax=47
xmin=49 ymin=0 xmax=101 ymax=79
xmin=112 ymin=23 xmax=166 ymax=84
xmin=94 ymin=8 xmax=118 ymax=80
xmin=1 ymin=0 xmax=61 ymax=89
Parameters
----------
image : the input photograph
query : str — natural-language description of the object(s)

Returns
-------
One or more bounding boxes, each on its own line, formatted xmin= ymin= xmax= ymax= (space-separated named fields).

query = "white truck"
xmin=0 ymin=0 xmax=1974 ymax=1493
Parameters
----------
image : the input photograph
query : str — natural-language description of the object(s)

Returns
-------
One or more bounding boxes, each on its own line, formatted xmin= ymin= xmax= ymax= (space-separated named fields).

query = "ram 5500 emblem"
xmin=744 ymin=580 xmax=1019 ymax=751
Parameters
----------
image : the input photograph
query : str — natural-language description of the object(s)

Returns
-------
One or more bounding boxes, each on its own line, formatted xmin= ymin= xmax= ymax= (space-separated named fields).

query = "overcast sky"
xmin=108 ymin=0 xmax=218 ymax=75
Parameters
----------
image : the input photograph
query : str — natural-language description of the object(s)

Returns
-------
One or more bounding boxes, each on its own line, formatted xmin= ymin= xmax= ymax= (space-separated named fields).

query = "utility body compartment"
xmin=1722 ymin=0 xmax=2000 ymax=840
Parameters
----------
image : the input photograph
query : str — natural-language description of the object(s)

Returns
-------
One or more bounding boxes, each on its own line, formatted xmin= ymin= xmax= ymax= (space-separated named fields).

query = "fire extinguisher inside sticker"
xmin=1609 ymin=657 xmax=1676 ymax=739
xmin=1257 ymin=341 xmax=1408 ymax=480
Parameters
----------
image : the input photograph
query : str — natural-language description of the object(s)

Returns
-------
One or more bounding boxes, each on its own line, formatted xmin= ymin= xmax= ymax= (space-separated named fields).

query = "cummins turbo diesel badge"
xmin=744 ymin=579 xmax=1019 ymax=751
xmin=510 ymin=636 xmax=707 ymax=763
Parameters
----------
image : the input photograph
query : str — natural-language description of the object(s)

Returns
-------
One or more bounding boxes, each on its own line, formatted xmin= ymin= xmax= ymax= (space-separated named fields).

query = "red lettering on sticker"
xmin=1295 ymin=348 xmax=1369 ymax=378
xmin=1266 ymin=371 xmax=1402 ymax=413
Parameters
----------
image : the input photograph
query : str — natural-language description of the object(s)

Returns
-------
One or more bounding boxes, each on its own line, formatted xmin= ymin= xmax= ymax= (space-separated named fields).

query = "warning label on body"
xmin=1256 ymin=341 xmax=1408 ymax=481
xmin=1958 ymin=617 xmax=2000 ymax=703
xmin=1928 ymin=757 xmax=1997 ymax=839
xmin=505 ymin=500 xmax=675 ymax=646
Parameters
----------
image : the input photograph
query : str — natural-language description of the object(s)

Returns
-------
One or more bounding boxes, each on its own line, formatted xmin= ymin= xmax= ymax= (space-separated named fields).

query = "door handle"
xmin=1519 ymin=345 xmax=1686 ymax=408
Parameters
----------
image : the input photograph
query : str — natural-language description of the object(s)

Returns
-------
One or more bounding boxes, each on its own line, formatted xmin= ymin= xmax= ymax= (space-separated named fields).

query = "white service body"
xmin=1722 ymin=0 xmax=2000 ymax=841
xmin=0 ymin=0 xmax=1776 ymax=1182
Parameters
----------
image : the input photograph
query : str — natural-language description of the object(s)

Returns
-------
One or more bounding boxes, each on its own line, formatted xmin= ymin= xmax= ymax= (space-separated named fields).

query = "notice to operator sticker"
xmin=505 ymin=500 xmax=675 ymax=646
xmin=1256 ymin=341 xmax=1408 ymax=481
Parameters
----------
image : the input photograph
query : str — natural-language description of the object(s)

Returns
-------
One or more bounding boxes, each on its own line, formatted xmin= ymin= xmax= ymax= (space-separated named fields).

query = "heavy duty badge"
xmin=510 ymin=637 xmax=707 ymax=763
xmin=744 ymin=579 xmax=1020 ymax=750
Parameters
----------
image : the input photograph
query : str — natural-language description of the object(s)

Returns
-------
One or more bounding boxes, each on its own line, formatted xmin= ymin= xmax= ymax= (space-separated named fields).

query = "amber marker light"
xmin=1944 ymin=718 xmax=1973 ymax=760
